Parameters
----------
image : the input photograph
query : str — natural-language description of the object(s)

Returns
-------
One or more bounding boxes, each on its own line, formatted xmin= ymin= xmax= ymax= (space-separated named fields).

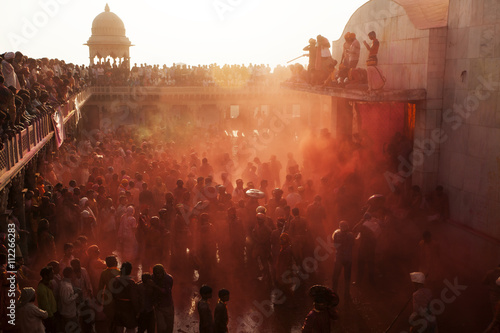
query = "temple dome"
xmin=91 ymin=4 xmax=126 ymax=36
xmin=86 ymin=4 xmax=131 ymax=46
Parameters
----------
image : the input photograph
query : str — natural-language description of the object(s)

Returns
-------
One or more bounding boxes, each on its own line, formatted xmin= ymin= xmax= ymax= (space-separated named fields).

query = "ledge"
xmin=280 ymin=82 xmax=427 ymax=102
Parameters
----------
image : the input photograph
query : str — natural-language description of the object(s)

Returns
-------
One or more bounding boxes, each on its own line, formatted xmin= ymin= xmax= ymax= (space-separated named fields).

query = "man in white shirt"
xmin=17 ymin=287 xmax=48 ymax=333
xmin=348 ymin=33 xmax=361 ymax=69
xmin=59 ymin=266 xmax=82 ymax=332
xmin=2 ymin=52 xmax=21 ymax=90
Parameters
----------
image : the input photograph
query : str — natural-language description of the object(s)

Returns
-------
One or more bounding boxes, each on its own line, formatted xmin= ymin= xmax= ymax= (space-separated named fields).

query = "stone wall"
xmin=330 ymin=0 xmax=500 ymax=240
xmin=439 ymin=0 xmax=500 ymax=237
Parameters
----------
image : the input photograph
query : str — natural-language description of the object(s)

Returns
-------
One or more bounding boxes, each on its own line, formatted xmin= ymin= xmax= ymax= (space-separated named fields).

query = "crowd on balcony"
xmin=0 ymin=51 xmax=90 ymax=141
xmin=91 ymin=61 xmax=292 ymax=87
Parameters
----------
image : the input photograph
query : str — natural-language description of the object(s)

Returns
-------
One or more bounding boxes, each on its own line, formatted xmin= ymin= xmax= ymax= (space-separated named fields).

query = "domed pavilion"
xmin=85 ymin=4 xmax=133 ymax=68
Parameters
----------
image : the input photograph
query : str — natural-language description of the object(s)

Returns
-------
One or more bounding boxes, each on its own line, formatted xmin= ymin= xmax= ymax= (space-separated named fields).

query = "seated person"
xmin=321 ymin=60 xmax=338 ymax=87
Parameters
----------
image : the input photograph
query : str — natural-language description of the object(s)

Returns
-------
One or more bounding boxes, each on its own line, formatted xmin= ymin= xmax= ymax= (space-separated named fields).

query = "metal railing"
xmin=0 ymin=89 xmax=91 ymax=184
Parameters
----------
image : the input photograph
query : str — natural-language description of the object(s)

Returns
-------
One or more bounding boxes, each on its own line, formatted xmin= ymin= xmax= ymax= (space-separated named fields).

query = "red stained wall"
xmin=355 ymin=102 xmax=406 ymax=154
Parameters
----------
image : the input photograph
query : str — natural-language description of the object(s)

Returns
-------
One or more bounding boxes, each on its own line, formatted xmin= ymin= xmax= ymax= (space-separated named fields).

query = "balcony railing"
xmin=90 ymin=85 xmax=285 ymax=95
xmin=0 ymin=89 xmax=91 ymax=189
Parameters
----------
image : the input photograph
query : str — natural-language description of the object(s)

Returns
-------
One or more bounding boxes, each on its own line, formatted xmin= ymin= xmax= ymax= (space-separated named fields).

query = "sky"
xmin=2 ymin=0 xmax=369 ymax=68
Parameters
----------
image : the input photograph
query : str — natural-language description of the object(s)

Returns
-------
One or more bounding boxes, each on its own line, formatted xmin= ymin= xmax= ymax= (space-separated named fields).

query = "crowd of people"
xmin=287 ymin=31 xmax=385 ymax=91
xmin=0 ymin=49 xmax=477 ymax=333
xmin=0 ymin=52 xmax=90 ymax=141
xmin=91 ymin=61 xmax=291 ymax=88
xmin=0 ymin=110 xmax=454 ymax=333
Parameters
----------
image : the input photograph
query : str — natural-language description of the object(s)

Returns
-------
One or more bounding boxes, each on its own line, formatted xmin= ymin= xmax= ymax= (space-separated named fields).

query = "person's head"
xmin=87 ymin=245 xmax=100 ymax=258
xmin=38 ymin=218 xmax=50 ymax=232
xmin=19 ymin=287 xmax=36 ymax=306
xmin=272 ymin=188 xmax=283 ymax=199
xmin=105 ymin=255 xmax=118 ymax=268
xmin=141 ymin=272 xmax=152 ymax=284
xmin=70 ymin=258 xmax=81 ymax=273
xmin=3 ymin=52 xmax=15 ymax=63
xmin=200 ymin=285 xmax=213 ymax=300
xmin=218 ymin=288 xmax=230 ymax=302
xmin=152 ymin=264 xmax=166 ymax=278
xmin=339 ymin=220 xmax=349 ymax=232
xmin=150 ymin=216 xmax=160 ymax=227
xmin=48 ymin=261 xmax=60 ymax=275
xmin=77 ymin=235 xmax=88 ymax=247
xmin=63 ymin=243 xmax=74 ymax=256
xmin=40 ymin=266 xmax=54 ymax=281
xmin=121 ymin=262 xmax=132 ymax=276
xmin=256 ymin=206 xmax=267 ymax=214
xmin=62 ymin=266 xmax=74 ymax=279
xmin=176 ymin=179 xmax=184 ymax=187
xmin=14 ymin=51 xmax=23 ymax=62
xmin=368 ymin=31 xmax=376 ymax=39
xmin=119 ymin=196 xmax=127 ymax=205
xmin=292 ymin=207 xmax=299 ymax=217
xmin=200 ymin=213 xmax=210 ymax=225
xmin=410 ymin=272 xmax=425 ymax=290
